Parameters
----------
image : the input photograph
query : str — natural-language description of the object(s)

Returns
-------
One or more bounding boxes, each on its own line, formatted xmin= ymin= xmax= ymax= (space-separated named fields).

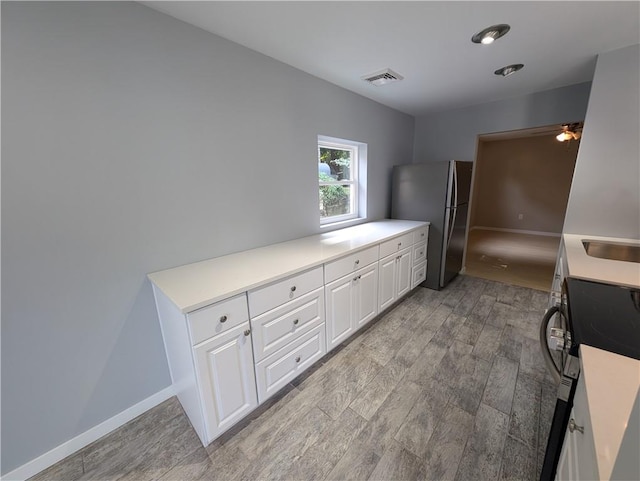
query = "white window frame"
xmin=318 ymin=136 xmax=366 ymax=226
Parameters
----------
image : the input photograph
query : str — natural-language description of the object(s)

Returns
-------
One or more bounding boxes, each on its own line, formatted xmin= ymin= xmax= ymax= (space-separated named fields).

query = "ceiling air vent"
xmin=361 ymin=68 xmax=404 ymax=86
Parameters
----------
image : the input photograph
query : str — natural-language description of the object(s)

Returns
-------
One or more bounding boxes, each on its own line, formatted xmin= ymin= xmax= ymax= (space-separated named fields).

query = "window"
xmin=318 ymin=136 xmax=366 ymax=225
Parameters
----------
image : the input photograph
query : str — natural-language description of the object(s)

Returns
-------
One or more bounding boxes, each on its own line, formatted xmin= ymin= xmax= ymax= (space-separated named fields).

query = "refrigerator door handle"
xmin=447 ymin=206 xmax=458 ymax=248
xmin=452 ymin=162 xmax=458 ymax=208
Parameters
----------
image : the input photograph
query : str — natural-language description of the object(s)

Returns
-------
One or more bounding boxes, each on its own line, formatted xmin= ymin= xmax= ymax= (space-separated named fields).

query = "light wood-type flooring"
xmin=464 ymin=229 xmax=561 ymax=292
xmin=30 ymin=276 xmax=557 ymax=481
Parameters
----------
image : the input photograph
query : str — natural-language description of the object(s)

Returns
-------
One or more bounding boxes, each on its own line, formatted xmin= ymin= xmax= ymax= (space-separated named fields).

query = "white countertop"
xmin=580 ymin=345 xmax=640 ymax=480
xmin=149 ymin=219 xmax=428 ymax=313
xmin=563 ymin=233 xmax=640 ymax=288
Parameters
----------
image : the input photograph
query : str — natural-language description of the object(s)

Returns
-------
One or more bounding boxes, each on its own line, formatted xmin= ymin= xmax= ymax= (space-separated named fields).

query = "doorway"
xmin=464 ymin=125 xmax=580 ymax=291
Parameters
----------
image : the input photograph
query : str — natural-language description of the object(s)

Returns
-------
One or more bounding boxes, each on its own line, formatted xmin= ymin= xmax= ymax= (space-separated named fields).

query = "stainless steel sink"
xmin=582 ymin=240 xmax=640 ymax=263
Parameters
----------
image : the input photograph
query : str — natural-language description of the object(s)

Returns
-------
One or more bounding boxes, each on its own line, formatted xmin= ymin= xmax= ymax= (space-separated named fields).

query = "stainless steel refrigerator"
xmin=391 ymin=160 xmax=473 ymax=290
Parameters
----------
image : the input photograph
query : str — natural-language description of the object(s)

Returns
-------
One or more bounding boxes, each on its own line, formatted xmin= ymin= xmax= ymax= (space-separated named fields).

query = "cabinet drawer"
xmin=248 ymin=266 xmax=324 ymax=318
xmin=413 ymin=226 xmax=428 ymax=244
xmin=412 ymin=261 xmax=427 ymax=289
xmin=255 ymin=324 xmax=326 ymax=403
xmin=324 ymin=245 xmax=379 ymax=284
xmin=188 ymin=294 xmax=249 ymax=345
xmin=379 ymin=233 xmax=414 ymax=259
xmin=251 ymin=287 xmax=325 ymax=362
xmin=413 ymin=241 xmax=427 ymax=266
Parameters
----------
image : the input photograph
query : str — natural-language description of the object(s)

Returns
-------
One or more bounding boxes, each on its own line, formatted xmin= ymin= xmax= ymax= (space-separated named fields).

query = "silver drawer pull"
xmin=293 ymin=319 xmax=299 ymax=325
xmin=568 ymin=419 xmax=584 ymax=434
xmin=295 ymin=356 xmax=301 ymax=363
xmin=421 ymin=232 xmax=425 ymax=237
xmin=398 ymin=242 xmax=402 ymax=247
xmin=290 ymin=286 xmax=297 ymax=292
xmin=219 ymin=315 xmax=228 ymax=323
xmin=355 ymin=259 xmax=359 ymax=264
xmin=244 ymin=329 xmax=251 ymax=337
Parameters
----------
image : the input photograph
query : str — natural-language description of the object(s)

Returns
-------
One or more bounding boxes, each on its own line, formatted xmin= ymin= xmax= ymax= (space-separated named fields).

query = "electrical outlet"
xmin=518 ymin=213 xmax=524 ymax=220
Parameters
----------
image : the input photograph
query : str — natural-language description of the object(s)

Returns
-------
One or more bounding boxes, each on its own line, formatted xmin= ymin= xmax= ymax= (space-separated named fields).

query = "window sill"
xmin=320 ymin=217 xmax=367 ymax=232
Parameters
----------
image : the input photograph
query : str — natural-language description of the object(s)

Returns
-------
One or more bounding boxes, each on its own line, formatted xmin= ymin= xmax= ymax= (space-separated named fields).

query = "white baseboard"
xmin=470 ymin=226 xmax=561 ymax=238
xmin=2 ymin=385 xmax=176 ymax=481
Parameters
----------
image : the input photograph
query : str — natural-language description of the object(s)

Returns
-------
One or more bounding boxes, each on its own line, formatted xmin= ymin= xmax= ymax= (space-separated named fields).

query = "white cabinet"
xmin=557 ymin=346 xmax=640 ymax=481
xmin=249 ymin=267 xmax=327 ymax=402
xmin=151 ymin=289 xmax=258 ymax=446
xmin=255 ymin=324 xmax=325 ymax=402
xmin=354 ymin=262 xmax=379 ymax=328
xmin=325 ymin=262 xmax=379 ymax=351
xmin=149 ymin=220 xmax=430 ymax=448
xmin=194 ymin=322 xmax=258 ymax=441
xmin=411 ymin=261 xmax=427 ymax=289
xmin=248 ymin=266 xmax=324 ymax=317
xmin=378 ymin=247 xmax=412 ymax=312
xmin=250 ymin=287 xmax=324 ymax=363
xmin=556 ymin=371 xmax=598 ymax=481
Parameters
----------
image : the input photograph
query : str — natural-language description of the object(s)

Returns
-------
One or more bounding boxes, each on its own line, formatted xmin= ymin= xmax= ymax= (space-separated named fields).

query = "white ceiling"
xmin=142 ymin=1 xmax=640 ymax=116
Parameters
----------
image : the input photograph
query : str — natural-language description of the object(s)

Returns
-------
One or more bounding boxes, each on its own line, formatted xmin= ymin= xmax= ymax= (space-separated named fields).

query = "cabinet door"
xmin=557 ymin=418 xmax=576 ymax=480
xmin=194 ymin=322 xmax=257 ymax=442
xmin=325 ymin=275 xmax=355 ymax=351
xmin=378 ymin=255 xmax=398 ymax=312
xmin=396 ymin=248 xmax=412 ymax=298
xmin=355 ymin=262 xmax=378 ymax=329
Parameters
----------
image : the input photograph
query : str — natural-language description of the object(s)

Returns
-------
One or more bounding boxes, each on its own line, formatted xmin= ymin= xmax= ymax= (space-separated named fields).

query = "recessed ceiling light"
xmin=471 ymin=24 xmax=511 ymax=44
xmin=494 ymin=64 xmax=524 ymax=77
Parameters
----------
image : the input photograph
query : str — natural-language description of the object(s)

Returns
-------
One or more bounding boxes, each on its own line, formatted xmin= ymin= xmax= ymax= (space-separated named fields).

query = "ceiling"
xmin=142 ymin=1 xmax=640 ymax=116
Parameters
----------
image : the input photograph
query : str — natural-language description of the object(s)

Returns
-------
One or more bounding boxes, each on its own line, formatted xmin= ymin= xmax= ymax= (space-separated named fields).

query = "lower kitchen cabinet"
xmin=255 ymin=324 xmax=326 ymax=402
xmin=149 ymin=220 xmax=429 ymax=448
xmin=325 ymin=262 xmax=378 ymax=351
xmin=193 ymin=321 xmax=258 ymax=442
xmin=378 ymin=247 xmax=412 ymax=312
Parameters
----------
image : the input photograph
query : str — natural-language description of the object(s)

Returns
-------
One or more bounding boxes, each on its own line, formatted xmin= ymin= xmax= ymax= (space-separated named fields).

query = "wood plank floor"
xmin=464 ymin=229 xmax=560 ymax=292
xmin=30 ymin=276 xmax=558 ymax=481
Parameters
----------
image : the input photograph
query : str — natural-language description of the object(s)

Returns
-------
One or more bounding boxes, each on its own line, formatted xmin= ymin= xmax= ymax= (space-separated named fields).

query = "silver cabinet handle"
xmin=290 ymin=286 xmax=296 ymax=292
xmin=421 ymin=232 xmax=425 ymax=237
xmin=568 ymin=419 xmax=584 ymax=434
xmin=353 ymin=276 xmax=359 ymax=282
xmin=295 ymin=356 xmax=301 ymax=363
xmin=293 ymin=319 xmax=299 ymax=325
xmin=244 ymin=329 xmax=251 ymax=336
xmin=355 ymin=259 xmax=359 ymax=265
xmin=219 ymin=315 xmax=228 ymax=323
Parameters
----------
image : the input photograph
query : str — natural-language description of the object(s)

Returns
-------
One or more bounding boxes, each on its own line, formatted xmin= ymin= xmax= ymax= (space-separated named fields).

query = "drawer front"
xmin=412 ymin=241 xmax=427 ymax=266
xmin=379 ymin=233 xmax=414 ymax=259
xmin=324 ymin=245 xmax=379 ymax=284
xmin=412 ymin=261 xmax=427 ymax=289
xmin=413 ymin=226 xmax=428 ymax=244
xmin=248 ymin=266 xmax=324 ymax=318
xmin=255 ymin=324 xmax=326 ymax=403
xmin=188 ymin=293 xmax=249 ymax=345
xmin=251 ymin=287 xmax=325 ymax=362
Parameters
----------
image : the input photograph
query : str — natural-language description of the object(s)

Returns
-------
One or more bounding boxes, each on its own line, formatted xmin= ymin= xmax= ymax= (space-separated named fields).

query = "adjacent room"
xmin=465 ymin=127 xmax=580 ymax=291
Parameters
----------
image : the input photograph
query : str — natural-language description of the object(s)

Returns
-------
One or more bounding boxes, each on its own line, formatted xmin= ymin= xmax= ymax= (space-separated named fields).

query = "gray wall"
xmin=413 ymin=82 xmax=592 ymax=163
xmin=563 ymin=44 xmax=640 ymax=238
xmin=471 ymin=135 xmax=578 ymax=233
xmin=1 ymin=2 xmax=414 ymax=474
